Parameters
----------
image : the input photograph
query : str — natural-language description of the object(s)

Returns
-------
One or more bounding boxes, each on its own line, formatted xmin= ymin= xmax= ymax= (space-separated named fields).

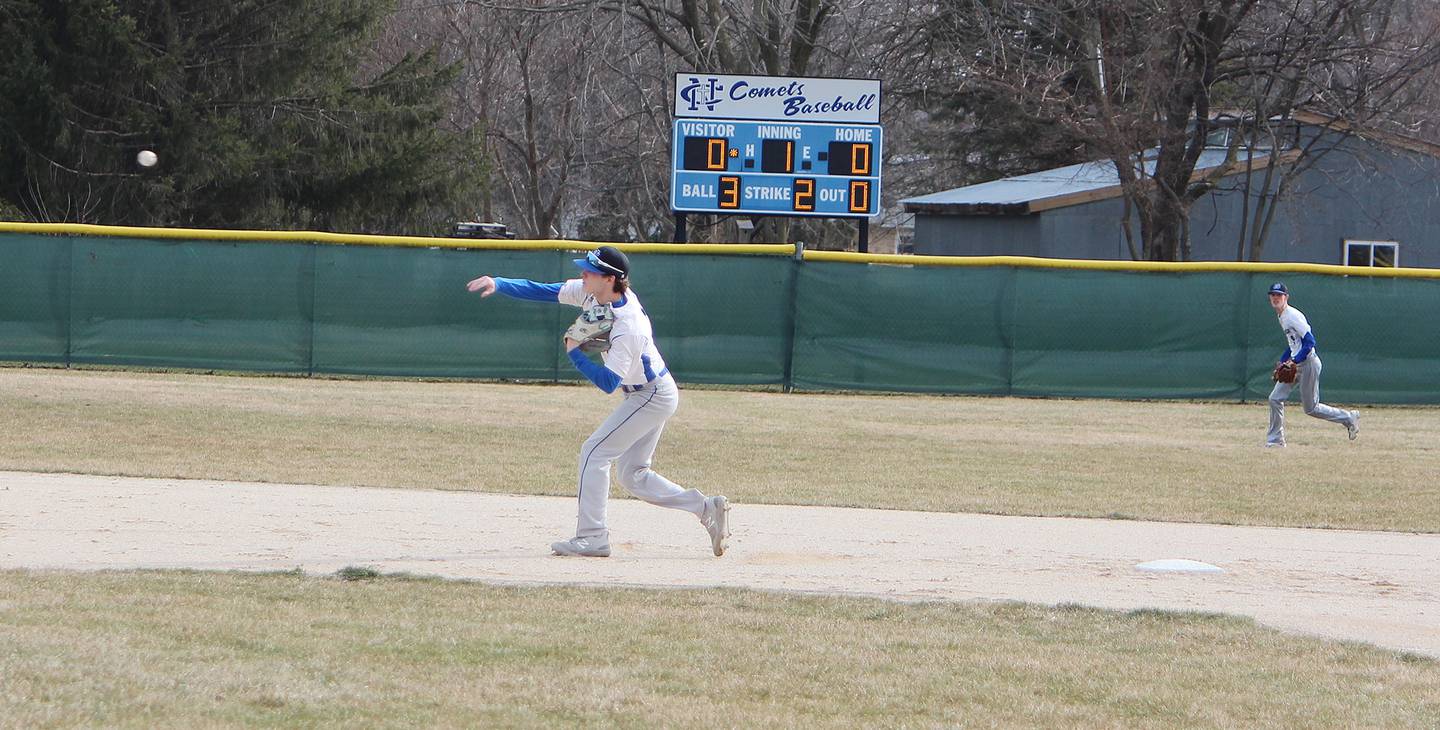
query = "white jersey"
xmin=1277 ymin=305 xmax=1313 ymax=359
xmin=558 ymin=279 xmax=668 ymax=386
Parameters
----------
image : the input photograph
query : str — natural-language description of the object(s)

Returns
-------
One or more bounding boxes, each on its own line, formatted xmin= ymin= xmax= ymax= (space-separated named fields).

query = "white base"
xmin=1135 ymin=558 xmax=1224 ymax=573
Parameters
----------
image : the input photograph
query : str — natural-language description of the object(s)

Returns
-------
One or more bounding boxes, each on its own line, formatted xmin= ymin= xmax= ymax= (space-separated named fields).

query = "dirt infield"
xmin=3 ymin=470 xmax=1436 ymax=657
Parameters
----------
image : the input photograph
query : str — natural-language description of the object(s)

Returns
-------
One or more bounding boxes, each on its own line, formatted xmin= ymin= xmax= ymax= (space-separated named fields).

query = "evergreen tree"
xmin=0 ymin=0 xmax=483 ymax=233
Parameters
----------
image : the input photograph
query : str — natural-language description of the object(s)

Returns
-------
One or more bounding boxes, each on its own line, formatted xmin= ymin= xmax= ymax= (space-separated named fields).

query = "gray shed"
xmin=902 ymin=118 xmax=1440 ymax=267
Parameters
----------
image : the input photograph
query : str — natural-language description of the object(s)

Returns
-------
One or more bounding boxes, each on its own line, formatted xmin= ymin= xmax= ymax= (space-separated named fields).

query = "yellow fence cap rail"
xmin=10 ymin=222 xmax=1435 ymax=277
xmin=802 ymin=249 xmax=1440 ymax=279
xmin=0 ymin=222 xmax=794 ymax=256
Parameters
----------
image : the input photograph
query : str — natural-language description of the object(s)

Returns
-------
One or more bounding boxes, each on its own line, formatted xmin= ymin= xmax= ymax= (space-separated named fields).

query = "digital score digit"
xmin=683 ymin=137 xmax=731 ymax=171
xmin=848 ymin=180 xmax=870 ymax=213
xmin=793 ymin=178 xmax=815 ymax=212
xmin=827 ymin=142 xmax=872 ymax=176
xmin=761 ymin=139 xmax=795 ymax=173
xmin=718 ymin=176 xmax=741 ymax=209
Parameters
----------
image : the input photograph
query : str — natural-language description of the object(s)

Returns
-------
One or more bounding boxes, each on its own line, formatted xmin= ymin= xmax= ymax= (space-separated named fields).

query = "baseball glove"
xmin=565 ymin=304 xmax=614 ymax=353
xmin=1272 ymin=361 xmax=1298 ymax=384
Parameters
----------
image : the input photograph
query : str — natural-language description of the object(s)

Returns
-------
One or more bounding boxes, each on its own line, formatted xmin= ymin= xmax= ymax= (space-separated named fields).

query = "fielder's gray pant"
xmin=575 ymin=375 xmax=706 ymax=539
xmin=1267 ymin=355 xmax=1352 ymax=445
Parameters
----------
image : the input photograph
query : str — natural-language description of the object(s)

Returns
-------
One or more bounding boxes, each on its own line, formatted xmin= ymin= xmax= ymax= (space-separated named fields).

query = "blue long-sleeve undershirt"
xmin=493 ymin=278 xmax=562 ymax=301
xmin=568 ymin=348 xmax=622 ymax=393
xmin=1293 ymin=332 xmax=1315 ymax=362
xmin=1281 ymin=332 xmax=1316 ymax=363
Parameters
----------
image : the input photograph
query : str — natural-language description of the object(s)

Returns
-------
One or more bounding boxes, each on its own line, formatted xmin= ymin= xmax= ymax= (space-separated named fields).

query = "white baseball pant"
xmin=1267 ymin=355 xmax=1354 ymax=445
xmin=573 ymin=374 xmax=707 ymax=539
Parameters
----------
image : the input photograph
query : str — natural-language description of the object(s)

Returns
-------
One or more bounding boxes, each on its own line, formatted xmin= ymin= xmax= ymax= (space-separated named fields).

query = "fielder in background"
xmin=466 ymin=245 xmax=731 ymax=558
xmin=1265 ymin=282 xmax=1360 ymax=448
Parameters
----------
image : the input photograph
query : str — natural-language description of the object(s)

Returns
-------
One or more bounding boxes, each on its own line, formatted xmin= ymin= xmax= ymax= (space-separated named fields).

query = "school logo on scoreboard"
xmin=674 ymin=73 xmax=880 ymax=124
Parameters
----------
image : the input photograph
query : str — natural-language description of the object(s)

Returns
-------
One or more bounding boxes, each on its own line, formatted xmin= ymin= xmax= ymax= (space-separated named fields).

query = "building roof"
xmin=1289 ymin=110 xmax=1440 ymax=158
xmin=902 ymin=148 xmax=1280 ymax=216
xmin=904 ymin=110 xmax=1440 ymax=217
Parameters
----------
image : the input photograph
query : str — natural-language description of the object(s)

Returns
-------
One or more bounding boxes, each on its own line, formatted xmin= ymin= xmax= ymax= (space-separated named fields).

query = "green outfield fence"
xmin=3 ymin=224 xmax=1438 ymax=403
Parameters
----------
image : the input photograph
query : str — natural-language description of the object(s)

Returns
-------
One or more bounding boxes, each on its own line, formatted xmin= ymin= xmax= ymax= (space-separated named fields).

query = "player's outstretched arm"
xmin=465 ymin=276 xmax=563 ymax=302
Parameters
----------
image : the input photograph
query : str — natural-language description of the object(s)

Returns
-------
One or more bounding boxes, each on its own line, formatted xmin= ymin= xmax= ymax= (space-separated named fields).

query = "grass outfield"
xmin=5 ymin=367 xmax=1439 ymax=725
xmin=2 ymin=570 xmax=1437 ymax=728
xmin=3 ymin=367 xmax=1437 ymax=532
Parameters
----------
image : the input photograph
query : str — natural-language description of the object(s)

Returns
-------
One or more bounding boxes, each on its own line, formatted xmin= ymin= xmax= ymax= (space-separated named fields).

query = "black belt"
xmin=622 ymin=368 xmax=668 ymax=393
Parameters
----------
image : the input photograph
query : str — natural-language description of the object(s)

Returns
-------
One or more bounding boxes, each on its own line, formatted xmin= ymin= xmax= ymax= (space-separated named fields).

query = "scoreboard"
xmin=670 ymin=119 xmax=883 ymax=217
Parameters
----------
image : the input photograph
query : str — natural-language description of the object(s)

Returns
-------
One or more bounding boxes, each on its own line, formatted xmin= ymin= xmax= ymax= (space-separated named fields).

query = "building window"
xmin=1199 ymin=119 xmax=1298 ymax=150
xmin=1205 ymin=127 xmax=1232 ymax=148
xmin=1343 ymin=239 xmax=1399 ymax=267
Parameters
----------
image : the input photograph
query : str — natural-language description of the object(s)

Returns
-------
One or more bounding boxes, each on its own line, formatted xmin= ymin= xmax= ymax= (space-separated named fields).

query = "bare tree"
xmin=1226 ymin=0 xmax=1440 ymax=260
xmin=584 ymin=0 xmax=844 ymax=245
xmin=456 ymin=0 xmax=864 ymax=246
xmin=920 ymin=0 xmax=1440 ymax=260
xmin=512 ymin=0 xmax=837 ymax=77
xmin=385 ymin=1 xmax=634 ymax=239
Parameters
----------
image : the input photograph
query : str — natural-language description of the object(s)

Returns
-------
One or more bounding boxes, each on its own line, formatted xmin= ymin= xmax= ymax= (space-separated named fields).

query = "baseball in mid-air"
xmin=136 ymin=150 xmax=158 ymax=168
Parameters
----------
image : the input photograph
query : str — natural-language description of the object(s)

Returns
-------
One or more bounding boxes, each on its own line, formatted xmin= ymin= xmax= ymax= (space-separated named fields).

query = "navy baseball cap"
xmin=1267 ymin=282 xmax=1288 ymax=295
xmin=573 ymin=246 xmax=629 ymax=279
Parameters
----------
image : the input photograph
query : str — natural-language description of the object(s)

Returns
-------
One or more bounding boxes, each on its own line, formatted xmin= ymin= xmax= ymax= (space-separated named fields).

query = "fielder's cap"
xmin=573 ymin=246 xmax=629 ymax=279
xmin=1268 ymin=282 xmax=1288 ymax=295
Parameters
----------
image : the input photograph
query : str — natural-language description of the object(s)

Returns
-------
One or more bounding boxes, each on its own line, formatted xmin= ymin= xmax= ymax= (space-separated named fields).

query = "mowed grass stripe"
xmin=2 ymin=367 xmax=1437 ymax=532
xmin=2 ymin=570 xmax=1437 ymax=728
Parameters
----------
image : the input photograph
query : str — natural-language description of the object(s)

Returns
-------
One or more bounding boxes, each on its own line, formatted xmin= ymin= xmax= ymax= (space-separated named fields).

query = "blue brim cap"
xmin=573 ymin=257 xmax=607 ymax=275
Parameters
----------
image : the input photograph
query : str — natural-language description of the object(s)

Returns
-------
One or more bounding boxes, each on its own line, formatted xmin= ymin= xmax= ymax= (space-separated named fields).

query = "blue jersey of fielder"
xmin=1277 ymin=305 xmax=1316 ymax=363
xmin=492 ymin=277 xmax=668 ymax=392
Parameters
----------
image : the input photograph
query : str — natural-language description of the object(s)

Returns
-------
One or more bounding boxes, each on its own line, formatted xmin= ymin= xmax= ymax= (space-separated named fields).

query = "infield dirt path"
xmin=3 ymin=471 xmax=1436 ymax=657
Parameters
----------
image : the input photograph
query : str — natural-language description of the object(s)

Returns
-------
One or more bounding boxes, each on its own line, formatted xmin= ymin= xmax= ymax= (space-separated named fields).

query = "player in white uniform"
xmin=1265 ymin=282 xmax=1359 ymax=447
xmin=466 ymin=246 xmax=731 ymax=557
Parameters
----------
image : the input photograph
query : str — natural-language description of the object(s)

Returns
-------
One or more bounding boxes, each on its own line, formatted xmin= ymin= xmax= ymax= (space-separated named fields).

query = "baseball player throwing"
xmin=1265 ymin=282 xmax=1359 ymax=447
xmin=466 ymin=246 xmax=731 ymax=557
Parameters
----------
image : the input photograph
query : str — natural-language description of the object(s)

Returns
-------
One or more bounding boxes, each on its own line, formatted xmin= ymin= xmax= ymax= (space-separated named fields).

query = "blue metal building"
xmin=902 ymin=116 xmax=1440 ymax=267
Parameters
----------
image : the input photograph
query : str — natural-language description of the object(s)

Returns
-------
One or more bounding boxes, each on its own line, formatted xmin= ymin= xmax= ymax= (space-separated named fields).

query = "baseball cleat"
xmin=702 ymin=495 xmax=731 ymax=556
xmin=1263 ymin=442 xmax=1286 ymax=448
xmin=1347 ymin=410 xmax=1360 ymax=440
xmin=550 ymin=536 xmax=611 ymax=557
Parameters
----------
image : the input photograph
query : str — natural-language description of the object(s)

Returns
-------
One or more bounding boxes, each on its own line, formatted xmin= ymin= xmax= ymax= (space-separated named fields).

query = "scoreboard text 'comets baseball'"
xmin=670 ymin=119 xmax=883 ymax=217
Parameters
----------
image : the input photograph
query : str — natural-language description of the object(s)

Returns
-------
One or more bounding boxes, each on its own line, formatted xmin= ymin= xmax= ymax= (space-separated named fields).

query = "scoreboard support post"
xmin=671 ymin=211 xmax=871 ymax=250
xmin=673 ymin=213 xmax=688 ymax=243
